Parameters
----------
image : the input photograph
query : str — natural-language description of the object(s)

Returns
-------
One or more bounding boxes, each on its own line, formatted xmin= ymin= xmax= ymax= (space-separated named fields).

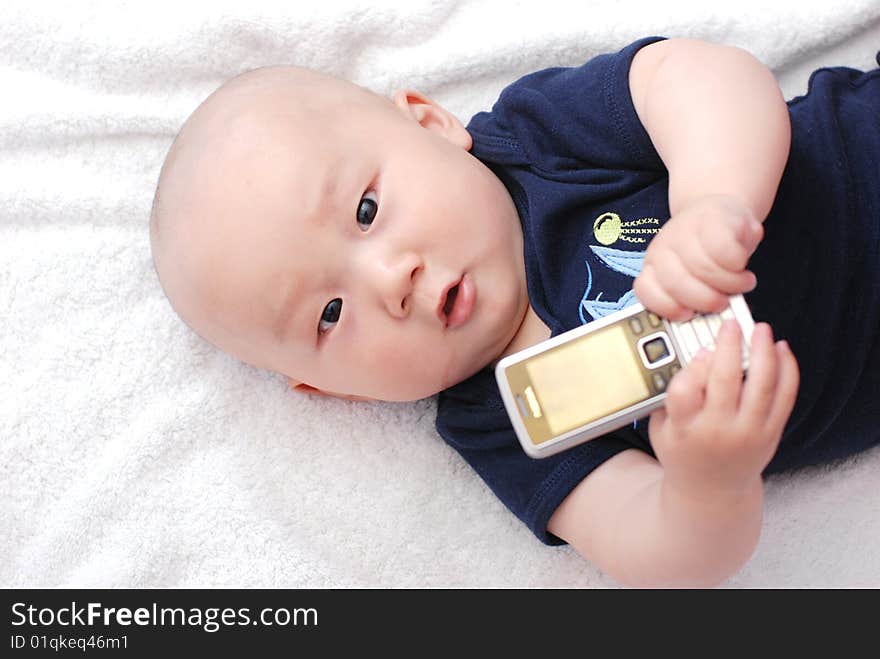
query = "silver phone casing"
xmin=494 ymin=296 xmax=754 ymax=459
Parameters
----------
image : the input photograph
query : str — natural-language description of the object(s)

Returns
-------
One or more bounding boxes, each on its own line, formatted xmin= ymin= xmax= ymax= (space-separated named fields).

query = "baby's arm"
xmin=630 ymin=38 xmax=791 ymax=320
xmin=548 ymin=40 xmax=798 ymax=586
xmin=549 ymin=321 xmax=798 ymax=587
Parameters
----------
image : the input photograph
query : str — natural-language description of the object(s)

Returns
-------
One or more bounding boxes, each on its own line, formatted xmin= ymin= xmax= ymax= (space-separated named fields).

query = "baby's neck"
xmin=489 ymin=304 xmax=551 ymax=369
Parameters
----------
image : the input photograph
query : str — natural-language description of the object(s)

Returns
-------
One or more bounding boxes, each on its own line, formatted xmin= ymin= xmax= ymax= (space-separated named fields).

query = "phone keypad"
xmin=626 ymin=302 xmax=750 ymax=396
xmin=651 ymin=371 xmax=668 ymax=393
xmin=670 ymin=306 xmax=749 ymax=364
xmin=625 ymin=309 xmax=682 ymax=396
xmin=648 ymin=361 xmax=680 ymax=395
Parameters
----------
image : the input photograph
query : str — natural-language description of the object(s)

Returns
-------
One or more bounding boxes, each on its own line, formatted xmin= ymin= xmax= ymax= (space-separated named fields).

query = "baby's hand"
xmin=634 ymin=194 xmax=763 ymax=321
xmin=647 ymin=320 xmax=799 ymax=499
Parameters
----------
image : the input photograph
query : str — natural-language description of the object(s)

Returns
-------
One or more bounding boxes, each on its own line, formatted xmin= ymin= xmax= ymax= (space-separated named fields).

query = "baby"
xmin=150 ymin=37 xmax=880 ymax=587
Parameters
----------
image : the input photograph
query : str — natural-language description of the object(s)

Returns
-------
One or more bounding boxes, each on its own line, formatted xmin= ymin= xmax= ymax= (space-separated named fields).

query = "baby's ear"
xmin=392 ymin=89 xmax=472 ymax=151
xmin=286 ymin=378 xmax=376 ymax=403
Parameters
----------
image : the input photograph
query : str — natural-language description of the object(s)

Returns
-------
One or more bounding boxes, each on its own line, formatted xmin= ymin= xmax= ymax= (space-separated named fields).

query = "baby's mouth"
xmin=442 ymin=283 xmax=460 ymax=318
xmin=437 ymin=273 xmax=476 ymax=330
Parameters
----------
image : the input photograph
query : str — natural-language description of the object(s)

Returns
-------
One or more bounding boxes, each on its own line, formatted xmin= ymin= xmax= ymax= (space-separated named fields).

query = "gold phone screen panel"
xmin=519 ymin=325 xmax=649 ymax=442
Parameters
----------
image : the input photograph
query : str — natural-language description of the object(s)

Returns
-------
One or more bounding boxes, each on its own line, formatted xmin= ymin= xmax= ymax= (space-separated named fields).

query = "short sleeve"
xmin=435 ymin=368 xmax=653 ymax=545
xmin=467 ymin=36 xmax=667 ymax=174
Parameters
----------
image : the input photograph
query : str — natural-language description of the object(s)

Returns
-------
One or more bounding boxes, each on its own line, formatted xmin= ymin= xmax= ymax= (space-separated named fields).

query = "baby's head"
xmin=150 ymin=66 xmax=529 ymax=401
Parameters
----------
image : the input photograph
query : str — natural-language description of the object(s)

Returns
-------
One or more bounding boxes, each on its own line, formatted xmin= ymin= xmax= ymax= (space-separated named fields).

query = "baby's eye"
xmin=357 ymin=191 xmax=378 ymax=231
xmin=319 ymin=298 xmax=342 ymax=335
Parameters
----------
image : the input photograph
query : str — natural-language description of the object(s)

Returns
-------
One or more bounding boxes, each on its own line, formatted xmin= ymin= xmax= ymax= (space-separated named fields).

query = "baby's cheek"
xmin=377 ymin=331 xmax=442 ymax=379
xmin=356 ymin=335 xmax=409 ymax=376
xmin=376 ymin=335 xmax=423 ymax=370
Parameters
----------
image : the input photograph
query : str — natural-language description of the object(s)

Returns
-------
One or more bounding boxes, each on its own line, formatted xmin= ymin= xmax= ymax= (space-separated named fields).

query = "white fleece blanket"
xmin=2 ymin=0 xmax=879 ymax=589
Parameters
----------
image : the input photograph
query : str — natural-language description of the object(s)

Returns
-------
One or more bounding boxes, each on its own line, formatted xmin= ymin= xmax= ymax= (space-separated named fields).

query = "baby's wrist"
xmin=676 ymin=192 xmax=759 ymax=224
xmin=662 ymin=469 xmax=763 ymax=512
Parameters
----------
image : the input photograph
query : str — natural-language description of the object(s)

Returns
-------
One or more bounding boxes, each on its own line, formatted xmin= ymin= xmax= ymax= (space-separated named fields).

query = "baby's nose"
xmin=375 ymin=252 xmax=423 ymax=319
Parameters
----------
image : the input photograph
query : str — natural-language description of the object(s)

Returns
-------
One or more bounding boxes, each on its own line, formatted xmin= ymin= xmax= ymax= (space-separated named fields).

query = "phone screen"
xmin=524 ymin=324 xmax=649 ymax=436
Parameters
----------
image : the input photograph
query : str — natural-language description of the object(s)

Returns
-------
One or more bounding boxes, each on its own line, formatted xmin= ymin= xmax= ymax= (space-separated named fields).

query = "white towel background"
xmin=2 ymin=0 xmax=879 ymax=588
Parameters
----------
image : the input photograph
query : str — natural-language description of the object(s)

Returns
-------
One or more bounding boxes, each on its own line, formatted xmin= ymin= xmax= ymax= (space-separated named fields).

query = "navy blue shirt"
xmin=435 ymin=37 xmax=880 ymax=545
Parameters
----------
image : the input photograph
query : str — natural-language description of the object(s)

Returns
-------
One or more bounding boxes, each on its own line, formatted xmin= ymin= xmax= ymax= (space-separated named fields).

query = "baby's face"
xmin=158 ymin=71 xmax=529 ymax=401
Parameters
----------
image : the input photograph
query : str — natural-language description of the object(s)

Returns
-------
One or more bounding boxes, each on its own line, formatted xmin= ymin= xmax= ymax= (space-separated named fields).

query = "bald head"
xmin=146 ymin=64 xmax=510 ymax=402
xmin=149 ymin=66 xmax=394 ymax=365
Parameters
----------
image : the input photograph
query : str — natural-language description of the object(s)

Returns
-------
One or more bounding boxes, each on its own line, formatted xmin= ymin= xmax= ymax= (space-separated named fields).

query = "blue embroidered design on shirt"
xmin=592 ymin=245 xmax=645 ymax=278
xmin=578 ymin=245 xmax=646 ymax=323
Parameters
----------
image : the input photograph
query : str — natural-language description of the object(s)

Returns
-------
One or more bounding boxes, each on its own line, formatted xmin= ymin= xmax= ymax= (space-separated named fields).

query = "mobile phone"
xmin=494 ymin=295 xmax=755 ymax=458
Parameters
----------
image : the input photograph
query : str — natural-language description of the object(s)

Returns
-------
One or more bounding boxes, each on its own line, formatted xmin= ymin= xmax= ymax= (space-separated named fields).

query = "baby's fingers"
xmin=691 ymin=263 xmax=758 ymax=298
xmin=765 ymin=339 xmax=800 ymax=434
xmin=649 ymin=250 xmax=730 ymax=314
xmin=700 ymin=204 xmax=764 ymax=272
xmin=664 ymin=349 xmax=711 ymax=421
xmin=633 ymin=264 xmax=694 ymax=321
xmin=705 ymin=320 xmax=744 ymax=415
xmin=739 ymin=323 xmax=779 ymax=422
